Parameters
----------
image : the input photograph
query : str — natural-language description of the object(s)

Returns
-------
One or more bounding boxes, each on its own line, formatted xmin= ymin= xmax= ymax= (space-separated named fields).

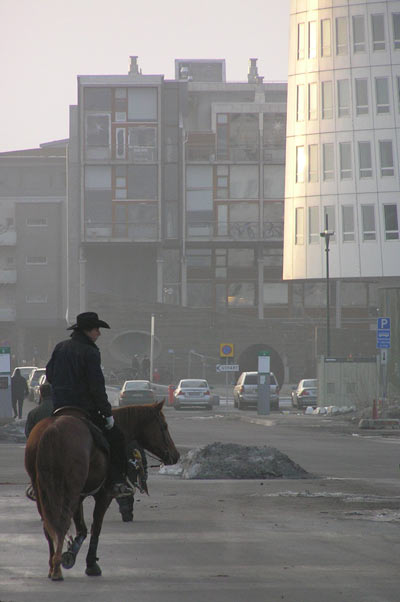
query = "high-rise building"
xmin=284 ymin=0 xmax=400 ymax=338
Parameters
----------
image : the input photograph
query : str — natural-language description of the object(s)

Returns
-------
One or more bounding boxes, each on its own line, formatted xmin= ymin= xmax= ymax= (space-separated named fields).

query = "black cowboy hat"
xmin=67 ymin=312 xmax=110 ymax=331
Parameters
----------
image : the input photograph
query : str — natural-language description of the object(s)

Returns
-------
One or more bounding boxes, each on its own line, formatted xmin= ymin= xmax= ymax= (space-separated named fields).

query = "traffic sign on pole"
xmin=376 ymin=317 xmax=391 ymax=349
xmin=220 ymin=343 xmax=234 ymax=358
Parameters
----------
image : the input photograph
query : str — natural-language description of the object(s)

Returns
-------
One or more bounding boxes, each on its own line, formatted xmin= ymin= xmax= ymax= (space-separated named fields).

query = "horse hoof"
xmin=121 ymin=513 xmax=133 ymax=522
xmin=86 ymin=563 xmax=102 ymax=577
xmin=51 ymin=572 xmax=64 ymax=581
xmin=61 ymin=551 xmax=76 ymax=569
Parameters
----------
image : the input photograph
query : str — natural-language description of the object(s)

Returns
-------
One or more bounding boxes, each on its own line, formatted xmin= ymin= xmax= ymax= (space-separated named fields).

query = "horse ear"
xmin=156 ymin=399 xmax=165 ymax=411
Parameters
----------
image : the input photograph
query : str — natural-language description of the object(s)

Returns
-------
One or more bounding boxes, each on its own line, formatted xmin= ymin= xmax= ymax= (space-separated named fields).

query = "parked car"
xmin=119 ymin=380 xmax=156 ymax=406
xmin=173 ymin=379 xmax=212 ymax=410
xmin=291 ymin=379 xmax=318 ymax=409
xmin=33 ymin=373 xmax=49 ymax=404
xmin=27 ymin=368 xmax=46 ymax=402
xmin=233 ymin=371 xmax=280 ymax=411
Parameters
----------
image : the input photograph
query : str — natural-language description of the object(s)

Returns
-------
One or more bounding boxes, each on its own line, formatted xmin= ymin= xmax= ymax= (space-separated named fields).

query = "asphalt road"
xmin=1 ymin=401 xmax=400 ymax=601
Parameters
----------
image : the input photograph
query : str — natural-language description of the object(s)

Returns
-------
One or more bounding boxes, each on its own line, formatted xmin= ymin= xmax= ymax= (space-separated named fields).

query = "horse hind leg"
xmin=61 ymin=502 xmax=87 ymax=570
xmin=43 ymin=526 xmax=57 ymax=580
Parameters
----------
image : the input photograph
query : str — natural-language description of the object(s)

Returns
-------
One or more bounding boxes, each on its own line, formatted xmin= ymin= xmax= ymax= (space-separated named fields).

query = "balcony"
xmin=216 ymin=145 xmax=259 ymax=162
xmin=186 ymin=221 xmax=283 ymax=241
xmin=0 ymin=270 xmax=16 ymax=284
xmin=84 ymin=222 xmax=159 ymax=242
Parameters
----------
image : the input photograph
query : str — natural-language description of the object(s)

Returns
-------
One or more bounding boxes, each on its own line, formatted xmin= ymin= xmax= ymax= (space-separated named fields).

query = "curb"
xmin=358 ymin=418 xmax=400 ymax=430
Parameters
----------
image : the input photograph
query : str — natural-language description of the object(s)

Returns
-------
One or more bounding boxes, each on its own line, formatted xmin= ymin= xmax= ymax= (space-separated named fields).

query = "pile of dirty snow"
xmin=160 ymin=442 xmax=310 ymax=480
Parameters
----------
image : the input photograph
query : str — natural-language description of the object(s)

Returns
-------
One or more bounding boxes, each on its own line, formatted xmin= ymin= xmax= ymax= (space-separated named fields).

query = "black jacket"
xmin=46 ymin=330 xmax=112 ymax=418
xmin=11 ymin=373 xmax=28 ymax=401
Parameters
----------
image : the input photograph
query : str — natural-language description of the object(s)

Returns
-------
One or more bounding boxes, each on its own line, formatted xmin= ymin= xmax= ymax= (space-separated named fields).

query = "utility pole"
xmin=320 ymin=214 xmax=334 ymax=358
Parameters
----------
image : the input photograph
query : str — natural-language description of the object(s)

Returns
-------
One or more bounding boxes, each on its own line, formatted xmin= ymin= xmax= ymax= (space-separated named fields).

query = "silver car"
xmin=173 ymin=379 xmax=212 ymax=410
xmin=233 ymin=371 xmax=280 ymax=411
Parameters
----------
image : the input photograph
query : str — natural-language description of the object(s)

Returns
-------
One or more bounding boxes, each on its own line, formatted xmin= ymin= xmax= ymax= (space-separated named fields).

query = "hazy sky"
xmin=0 ymin=0 xmax=290 ymax=152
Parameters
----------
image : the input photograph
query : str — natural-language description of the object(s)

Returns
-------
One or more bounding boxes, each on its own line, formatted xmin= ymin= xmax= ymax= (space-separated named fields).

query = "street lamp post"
xmin=320 ymin=215 xmax=334 ymax=358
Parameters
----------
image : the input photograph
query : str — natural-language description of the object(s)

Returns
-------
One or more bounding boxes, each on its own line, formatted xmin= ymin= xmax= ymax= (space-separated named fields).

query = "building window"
xmin=297 ymin=22 xmax=305 ymax=60
xmin=358 ymin=141 xmax=373 ymax=178
xmin=336 ymin=16 xmax=348 ymax=55
xmin=375 ymin=77 xmax=390 ymax=114
xmin=383 ymin=205 xmax=399 ymax=240
xmin=26 ymin=218 xmax=48 ymax=226
xmin=371 ymin=14 xmax=386 ymax=51
xmin=352 ymin=15 xmax=366 ymax=53
xmin=321 ymin=81 xmax=333 ymax=119
xmin=308 ymin=206 xmax=319 ymax=244
xmin=323 ymin=143 xmax=334 ymax=180
xmin=397 ymin=77 xmax=400 ymax=112
xmin=295 ymin=207 xmax=304 ymax=245
xmin=308 ymin=144 xmax=318 ymax=182
xmin=296 ymin=85 xmax=304 ymax=121
xmin=321 ymin=19 xmax=331 ymax=57
xmin=393 ymin=13 xmax=400 ymax=49
xmin=361 ymin=205 xmax=376 ymax=241
xmin=308 ymin=82 xmax=317 ymax=120
xmin=355 ymin=78 xmax=368 ymax=115
xmin=338 ymin=79 xmax=350 ymax=117
xmin=26 ymin=256 xmax=47 ymax=265
xmin=127 ymin=87 xmax=157 ymax=121
xmin=324 ymin=206 xmax=336 ymax=241
xmin=308 ymin=21 xmax=317 ymax=59
xmin=339 ymin=142 xmax=352 ymax=179
xmin=227 ymin=283 xmax=255 ymax=307
xmin=86 ymin=114 xmax=110 ymax=147
xmin=342 ymin=206 xmax=355 ymax=242
xmin=296 ymin=146 xmax=305 ymax=183
xmin=379 ymin=140 xmax=394 ymax=176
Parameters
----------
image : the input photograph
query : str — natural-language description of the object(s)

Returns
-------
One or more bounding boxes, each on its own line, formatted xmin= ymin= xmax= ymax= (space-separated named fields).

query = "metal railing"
xmin=84 ymin=220 xmax=283 ymax=242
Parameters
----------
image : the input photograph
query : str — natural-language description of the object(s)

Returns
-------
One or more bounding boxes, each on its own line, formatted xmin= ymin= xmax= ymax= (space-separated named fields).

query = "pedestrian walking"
xmin=11 ymin=368 xmax=28 ymax=419
xmin=141 ymin=354 xmax=150 ymax=380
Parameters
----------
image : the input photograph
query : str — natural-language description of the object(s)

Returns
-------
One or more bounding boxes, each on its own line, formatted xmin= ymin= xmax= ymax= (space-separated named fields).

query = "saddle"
xmin=53 ymin=406 xmax=110 ymax=456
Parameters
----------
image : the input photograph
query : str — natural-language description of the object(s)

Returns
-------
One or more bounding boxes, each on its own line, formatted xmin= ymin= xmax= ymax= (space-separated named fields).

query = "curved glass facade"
xmin=284 ymin=0 xmax=400 ymax=280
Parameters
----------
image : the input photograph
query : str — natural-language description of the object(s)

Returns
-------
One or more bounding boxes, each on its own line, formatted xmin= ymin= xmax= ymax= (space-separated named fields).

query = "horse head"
xmin=114 ymin=401 xmax=180 ymax=466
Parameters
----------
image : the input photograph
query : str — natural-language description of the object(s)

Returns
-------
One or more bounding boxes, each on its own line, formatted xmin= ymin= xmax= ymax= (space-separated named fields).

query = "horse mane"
xmin=112 ymin=403 xmax=162 ymax=441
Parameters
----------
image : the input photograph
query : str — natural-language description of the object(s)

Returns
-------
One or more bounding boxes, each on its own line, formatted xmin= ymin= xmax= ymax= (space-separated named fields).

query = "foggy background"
xmin=0 ymin=0 xmax=290 ymax=152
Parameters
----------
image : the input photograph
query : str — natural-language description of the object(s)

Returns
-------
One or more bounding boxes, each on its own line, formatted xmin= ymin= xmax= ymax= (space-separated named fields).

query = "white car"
xmin=173 ymin=379 xmax=212 ymax=410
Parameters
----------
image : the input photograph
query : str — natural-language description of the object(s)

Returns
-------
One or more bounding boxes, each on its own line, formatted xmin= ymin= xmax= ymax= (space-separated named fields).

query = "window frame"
xmin=375 ymin=77 xmax=390 ymax=114
xmin=336 ymin=16 xmax=348 ymax=55
xmin=337 ymin=79 xmax=350 ymax=118
xmin=358 ymin=141 xmax=373 ymax=178
xmin=308 ymin=206 xmax=320 ymax=244
xmin=321 ymin=80 xmax=333 ymax=119
xmin=371 ymin=13 xmax=386 ymax=52
xmin=339 ymin=141 xmax=353 ymax=180
xmin=322 ymin=143 xmax=334 ymax=181
xmin=361 ymin=205 xmax=376 ymax=241
xmin=321 ymin=18 xmax=331 ymax=57
xmin=383 ymin=204 xmax=399 ymax=240
xmin=379 ymin=140 xmax=395 ymax=177
xmin=352 ymin=15 xmax=366 ymax=53
xmin=342 ymin=205 xmax=355 ymax=242
xmin=355 ymin=78 xmax=369 ymax=115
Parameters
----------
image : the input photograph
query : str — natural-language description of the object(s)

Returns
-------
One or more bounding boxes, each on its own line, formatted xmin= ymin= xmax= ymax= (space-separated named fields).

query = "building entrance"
xmin=238 ymin=344 xmax=284 ymax=387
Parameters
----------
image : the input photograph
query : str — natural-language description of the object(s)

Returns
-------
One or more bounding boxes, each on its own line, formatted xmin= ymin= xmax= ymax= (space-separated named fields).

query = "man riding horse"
xmin=46 ymin=311 xmax=133 ymax=498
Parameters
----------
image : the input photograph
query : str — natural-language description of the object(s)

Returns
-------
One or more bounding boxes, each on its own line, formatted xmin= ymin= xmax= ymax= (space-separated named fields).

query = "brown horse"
xmin=25 ymin=401 xmax=179 ymax=581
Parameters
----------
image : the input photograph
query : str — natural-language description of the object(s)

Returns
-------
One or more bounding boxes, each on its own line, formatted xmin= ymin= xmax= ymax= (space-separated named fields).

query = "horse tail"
xmin=35 ymin=421 xmax=85 ymax=544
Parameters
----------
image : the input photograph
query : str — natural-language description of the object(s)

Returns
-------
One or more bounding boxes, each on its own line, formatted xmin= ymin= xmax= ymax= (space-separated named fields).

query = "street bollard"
xmin=168 ymin=384 xmax=176 ymax=405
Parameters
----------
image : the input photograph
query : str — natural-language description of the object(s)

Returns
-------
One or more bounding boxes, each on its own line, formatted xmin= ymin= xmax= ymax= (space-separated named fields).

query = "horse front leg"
xmin=85 ymin=490 xmax=113 ymax=577
xmin=61 ymin=500 xmax=87 ymax=570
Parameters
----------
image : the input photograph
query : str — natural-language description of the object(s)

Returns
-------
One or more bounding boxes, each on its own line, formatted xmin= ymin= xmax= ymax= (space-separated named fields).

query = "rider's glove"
xmin=105 ymin=416 xmax=115 ymax=430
